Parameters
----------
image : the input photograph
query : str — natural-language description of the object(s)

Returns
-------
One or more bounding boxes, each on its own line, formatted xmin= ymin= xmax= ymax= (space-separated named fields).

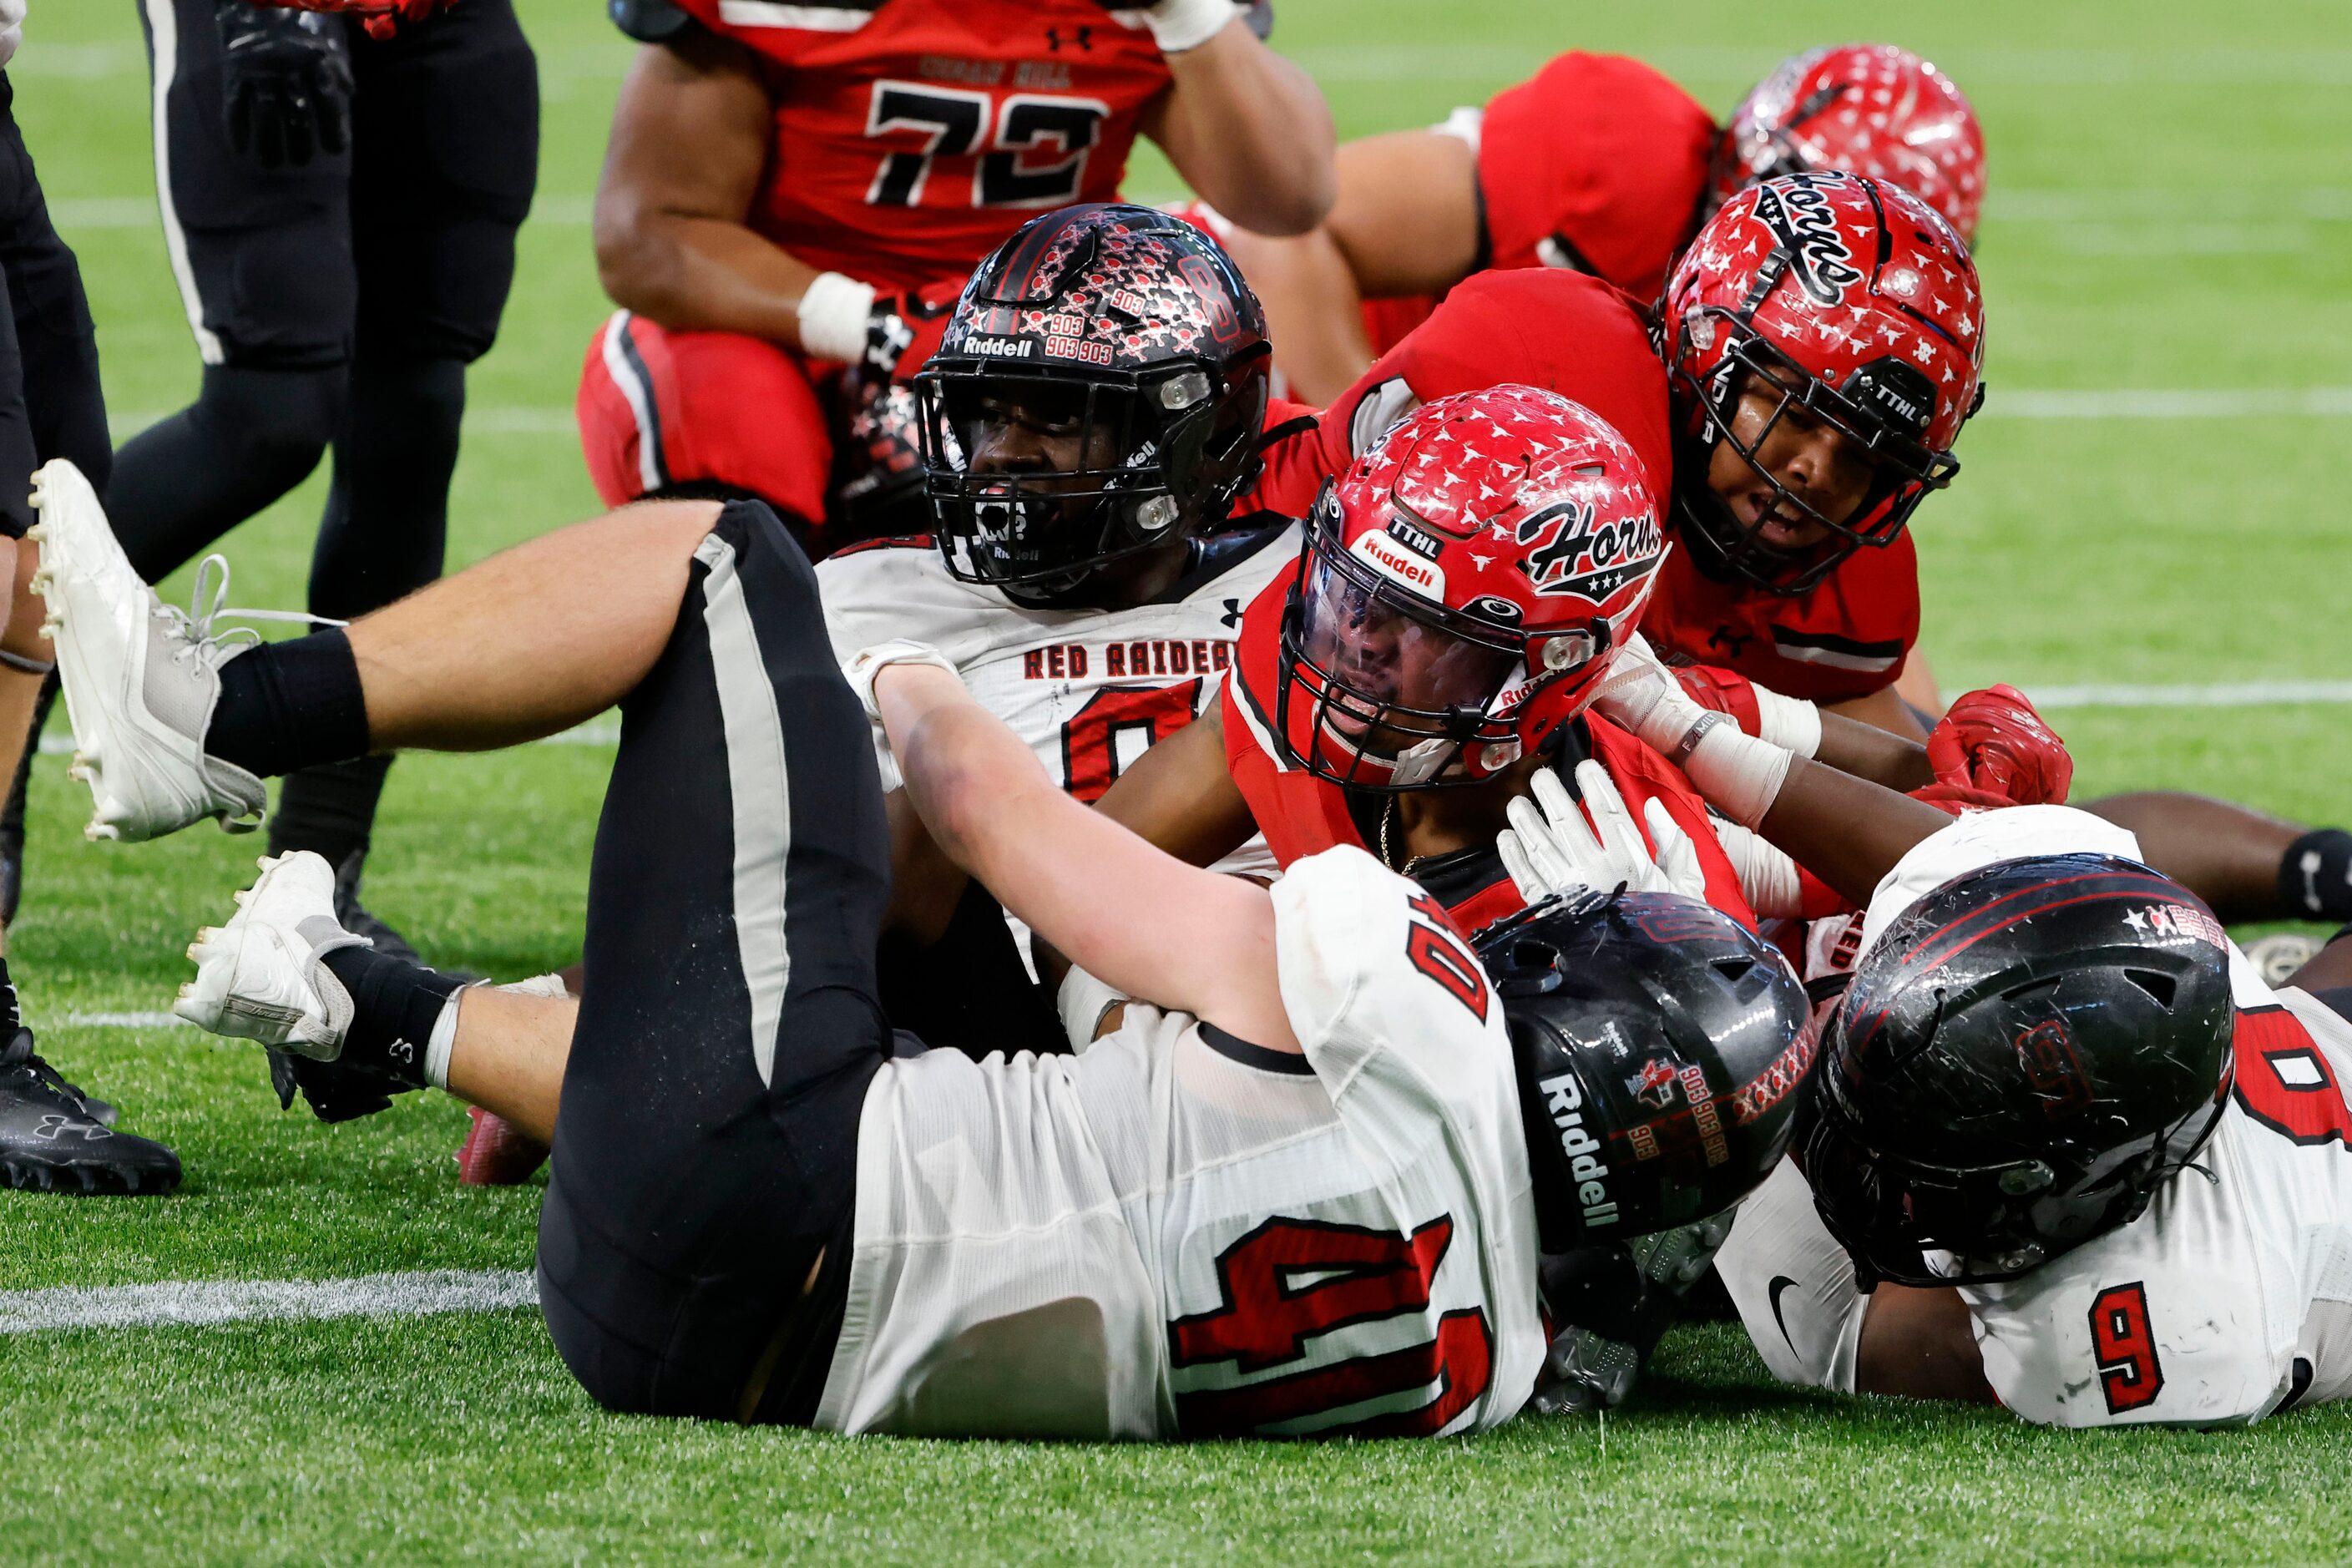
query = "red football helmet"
xmin=1275 ymin=386 xmax=1666 ymax=791
xmin=1662 ymin=170 xmax=1985 ymax=595
xmin=1713 ymin=44 xmax=1986 ymax=241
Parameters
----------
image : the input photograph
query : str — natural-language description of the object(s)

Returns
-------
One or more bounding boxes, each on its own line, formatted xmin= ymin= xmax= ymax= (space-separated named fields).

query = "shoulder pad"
xmin=609 ymin=0 xmax=695 ymax=44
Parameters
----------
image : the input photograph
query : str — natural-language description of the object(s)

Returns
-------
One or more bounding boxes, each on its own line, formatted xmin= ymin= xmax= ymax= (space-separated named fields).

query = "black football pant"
xmin=111 ymin=0 xmax=537 ymax=880
xmin=538 ymin=500 xmax=899 ymax=1425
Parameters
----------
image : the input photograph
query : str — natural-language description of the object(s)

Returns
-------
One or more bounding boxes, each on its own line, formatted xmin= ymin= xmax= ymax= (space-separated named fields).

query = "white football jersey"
xmin=813 ymin=847 xmax=1548 ymax=1439
xmin=817 ymin=524 xmax=1296 ymax=883
xmin=1720 ymin=807 xmax=2352 ymax=1426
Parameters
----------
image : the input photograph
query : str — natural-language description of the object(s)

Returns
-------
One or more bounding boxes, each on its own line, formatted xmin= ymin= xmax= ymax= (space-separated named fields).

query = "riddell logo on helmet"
xmin=1752 ymin=175 xmax=1864 ymax=307
xmin=964 ymin=336 xmax=1034 ymax=359
xmin=1351 ymin=530 xmax=1444 ymax=597
xmin=1538 ymin=1072 xmax=1620 ymax=1230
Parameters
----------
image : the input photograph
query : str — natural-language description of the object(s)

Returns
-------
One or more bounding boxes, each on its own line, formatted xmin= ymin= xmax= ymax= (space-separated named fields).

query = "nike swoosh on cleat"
xmin=1768 ymin=1274 xmax=1801 ymax=1353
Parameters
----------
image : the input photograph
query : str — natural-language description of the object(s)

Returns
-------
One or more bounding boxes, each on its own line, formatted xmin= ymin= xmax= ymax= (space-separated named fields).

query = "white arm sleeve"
xmin=1714 ymin=1157 xmax=1868 ymax=1393
xmin=1713 ymin=820 xmax=1806 ymax=918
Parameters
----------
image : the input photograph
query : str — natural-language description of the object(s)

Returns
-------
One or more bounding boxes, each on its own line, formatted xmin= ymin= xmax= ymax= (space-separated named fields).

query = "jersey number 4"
xmin=865 ymin=83 xmax=1111 ymax=210
xmin=1168 ymin=1216 xmax=1495 ymax=1438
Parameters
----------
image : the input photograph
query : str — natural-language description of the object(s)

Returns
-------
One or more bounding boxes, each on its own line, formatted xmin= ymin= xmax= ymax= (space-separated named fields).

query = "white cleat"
xmin=28 ymin=458 xmax=269 ymax=842
xmin=175 ymin=852 xmax=372 ymax=1060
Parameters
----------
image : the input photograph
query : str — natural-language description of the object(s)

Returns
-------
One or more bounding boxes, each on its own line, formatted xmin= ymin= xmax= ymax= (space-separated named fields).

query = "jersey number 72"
xmin=865 ymin=83 xmax=1111 ymax=210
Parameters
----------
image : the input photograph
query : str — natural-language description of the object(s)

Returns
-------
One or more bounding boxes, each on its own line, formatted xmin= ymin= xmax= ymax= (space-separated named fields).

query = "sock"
xmin=320 ymin=943 xmax=462 ymax=1086
xmin=270 ymin=753 xmax=394 ymax=867
xmin=206 ymin=628 xmax=371 ymax=780
xmin=2277 ymin=829 xmax=2352 ymax=922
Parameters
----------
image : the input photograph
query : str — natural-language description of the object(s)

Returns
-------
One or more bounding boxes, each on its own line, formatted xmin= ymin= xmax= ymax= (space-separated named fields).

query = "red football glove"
xmin=1925 ymin=684 xmax=2074 ymax=806
xmin=864 ymin=278 xmax=967 ymax=384
xmin=250 ymin=0 xmax=451 ymax=43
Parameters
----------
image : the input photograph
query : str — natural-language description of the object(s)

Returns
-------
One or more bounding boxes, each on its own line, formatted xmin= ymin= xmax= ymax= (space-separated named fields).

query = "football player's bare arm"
xmin=1854 ymin=1284 xmax=1997 ymax=1404
xmin=1089 ymin=700 xmax=1256 ymax=869
xmin=1754 ymin=758 xmax=1951 ymax=906
xmin=2287 ymin=925 xmax=2352 ymax=991
xmin=1815 ymin=711 xmax=1935 ymax=792
xmin=879 ymin=663 xmax=1297 ymax=1052
xmin=1893 ymin=651 xmax=1945 ymax=718
xmin=1822 ymin=684 xmax=1930 ymax=744
xmin=2081 ymin=792 xmax=2308 ymax=923
xmin=441 ymin=985 xmax=579 ymax=1147
xmin=350 ymin=502 xmax=723 ymax=752
xmin=1144 ymin=19 xmax=1336 ymax=237
xmin=1225 ymin=131 xmax=1480 ymax=406
xmin=592 ymin=33 xmax=822 ymax=346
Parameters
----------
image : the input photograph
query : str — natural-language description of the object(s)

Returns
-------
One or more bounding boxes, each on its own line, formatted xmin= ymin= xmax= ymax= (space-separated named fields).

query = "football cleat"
xmin=1530 ymin=1211 xmax=1740 ymax=1416
xmin=0 ymin=1027 xmax=181 ymax=1195
xmin=29 ymin=458 xmax=270 ymax=842
xmin=175 ymin=851 xmax=372 ymax=1060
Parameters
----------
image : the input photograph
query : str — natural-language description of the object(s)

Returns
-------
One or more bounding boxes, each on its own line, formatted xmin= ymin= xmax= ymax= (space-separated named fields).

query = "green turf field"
xmin=5 ymin=1 xmax=2350 ymax=1562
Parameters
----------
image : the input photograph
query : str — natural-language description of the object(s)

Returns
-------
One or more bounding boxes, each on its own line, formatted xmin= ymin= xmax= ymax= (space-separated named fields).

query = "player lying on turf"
xmin=28 ymin=458 xmax=1815 ymax=1438
xmin=1708 ymin=806 xmax=2352 ymax=1426
xmin=574 ymin=0 xmax=1333 ymax=554
xmin=463 ymin=200 xmax=1306 ymax=1183
xmin=1189 ymin=43 xmax=1981 ymax=406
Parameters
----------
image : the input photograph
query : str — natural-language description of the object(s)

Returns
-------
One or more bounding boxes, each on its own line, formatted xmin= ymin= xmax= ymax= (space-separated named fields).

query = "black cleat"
xmin=0 ymin=1027 xmax=180 ymax=1194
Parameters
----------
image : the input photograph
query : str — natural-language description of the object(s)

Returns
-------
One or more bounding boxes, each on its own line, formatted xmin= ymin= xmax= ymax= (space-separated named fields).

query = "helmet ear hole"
xmin=2122 ymin=969 xmax=2179 ymax=1009
xmin=1495 ymin=938 xmax=1564 ymax=996
xmin=1710 ymin=957 xmax=1756 ymax=984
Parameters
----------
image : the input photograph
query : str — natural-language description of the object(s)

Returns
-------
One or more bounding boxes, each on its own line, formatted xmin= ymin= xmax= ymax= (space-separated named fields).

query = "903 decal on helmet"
xmin=1274 ymin=385 xmax=1665 ymax=791
xmin=1479 ymin=890 xmax=1818 ymax=1251
xmin=1663 ymin=169 xmax=1985 ymax=595
xmin=914 ymin=203 xmax=1272 ymax=605
xmin=1715 ymin=43 xmax=1987 ymax=241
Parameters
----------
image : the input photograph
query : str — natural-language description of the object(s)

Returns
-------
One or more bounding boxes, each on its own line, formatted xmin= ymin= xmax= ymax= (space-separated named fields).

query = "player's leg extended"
xmin=2085 ymin=792 xmax=2352 ymax=933
xmin=177 ymin=500 xmax=894 ymax=1421
xmin=32 ymin=461 xmax=723 ymax=840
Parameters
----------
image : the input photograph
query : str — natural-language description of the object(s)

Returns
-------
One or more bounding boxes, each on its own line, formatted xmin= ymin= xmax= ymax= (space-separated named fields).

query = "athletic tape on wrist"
xmin=423 ymin=988 xmax=462 ymax=1091
xmin=1751 ymin=685 xmax=1823 ymax=759
xmin=797 ymin=271 xmax=877 ymax=365
xmin=1682 ymin=722 xmax=1795 ymax=830
xmin=1125 ymin=0 xmax=1232 ymax=52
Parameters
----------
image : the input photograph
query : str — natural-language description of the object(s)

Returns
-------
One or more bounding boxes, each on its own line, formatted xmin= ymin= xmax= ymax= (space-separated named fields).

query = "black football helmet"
xmin=1478 ymin=891 xmax=1818 ymax=1252
xmin=914 ymin=203 xmax=1272 ymax=605
xmin=1804 ymin=853 xmax=2237 ymax=1287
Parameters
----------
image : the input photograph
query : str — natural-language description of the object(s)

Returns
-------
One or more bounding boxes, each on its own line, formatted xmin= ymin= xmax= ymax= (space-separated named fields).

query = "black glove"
xmin=266 ymin=1045 xmax=415 ymax=1124
xmin=215 ymin=2 xmax=353 ymax=170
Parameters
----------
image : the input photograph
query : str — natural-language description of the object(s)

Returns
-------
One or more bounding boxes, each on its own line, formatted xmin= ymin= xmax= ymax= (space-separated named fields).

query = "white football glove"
xmin=1497 ymin=761 xmax=1707 ymax=904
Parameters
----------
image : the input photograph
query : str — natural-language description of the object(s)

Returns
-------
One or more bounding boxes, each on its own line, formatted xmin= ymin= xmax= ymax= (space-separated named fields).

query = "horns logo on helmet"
xmin=1518 ymin=498 xmax=1665 ymax=601
xmin=1751 ymin=175 xmax=1865 ymax=307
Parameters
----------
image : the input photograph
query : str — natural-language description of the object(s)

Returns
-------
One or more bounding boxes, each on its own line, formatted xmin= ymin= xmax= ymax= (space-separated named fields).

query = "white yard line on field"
xmin=38 ymin=720 xmax=618 ymax=756
xmin=0 ymin=1268 xmax=539 ymax=1335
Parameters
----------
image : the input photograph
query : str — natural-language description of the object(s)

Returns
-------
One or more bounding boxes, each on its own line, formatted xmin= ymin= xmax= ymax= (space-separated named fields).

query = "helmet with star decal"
xmin=1274 ymin=385 xmax=1666 ymax=791
xmin=1662 ymin=169 xmax=1985 ymax=595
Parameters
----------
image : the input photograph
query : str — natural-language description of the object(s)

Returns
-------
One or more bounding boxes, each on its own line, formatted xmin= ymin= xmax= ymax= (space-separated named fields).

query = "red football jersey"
xmin=1359 ymin=52 xmax=1718 ymax=358
xmin=1217 ymin=575 xmax=1756 ymax=933
xmin=672 ymin=0 xmax=1175 ymax=294
xmin=1643 ymin=532 xmax=1922 ymax=705
xmin=1250 ymin=270 xmax=1674 ymax=521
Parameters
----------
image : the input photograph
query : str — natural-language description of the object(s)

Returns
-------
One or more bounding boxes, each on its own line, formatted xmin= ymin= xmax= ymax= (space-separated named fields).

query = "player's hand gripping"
xmin=797 ymin=276 xmax=964 ymax=381
xmin=1497 ymin=761 xmax=1707 ymax=905
xmin=215 ymin=2 xmax=354 ymax=169
xmin=1925 ymin=684 xmax=2074 ymax=806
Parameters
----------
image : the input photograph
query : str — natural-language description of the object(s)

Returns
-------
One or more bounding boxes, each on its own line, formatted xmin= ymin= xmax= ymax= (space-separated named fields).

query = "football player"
xmin=28 ymin=453 xmax=1811 ymax=1439
xmin=0 ymin=8 xmax=182 ymax=1193
xmin=67 ymin=0 xmax=540 ymax=962
xmin=573 ymin=0 xmax=1333 ymax=554
xmin=1196 ymin=43 xmax=1981 ymax=406
xmin=459 ymin=202 xmax=1307 ymax=1183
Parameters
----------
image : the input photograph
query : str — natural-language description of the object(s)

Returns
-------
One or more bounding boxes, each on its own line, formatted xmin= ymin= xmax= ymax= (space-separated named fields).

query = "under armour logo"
xmin=866 ymin=311 xmax=915 ymax=375
xmin=1220 ymin=598 xmax=1243 ymax=630
xmin=1045 ymin=23 xmax=1092 ymax=51
xmin=33 ymin=1113 xmax=110 ymax=1143
xmin=388 ymin=1039 xmax=415 ymax=1065
xmin=1707 ymin=625 xmax=1755 ymax=660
